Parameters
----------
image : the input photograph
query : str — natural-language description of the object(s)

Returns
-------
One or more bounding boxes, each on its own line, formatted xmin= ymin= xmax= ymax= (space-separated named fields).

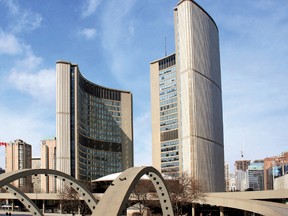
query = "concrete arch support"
xmin=4 ymin=184 xmax=43 ymax=216
xmin=0 ymin=169 xmax=98 ymax=212
xmin=94 ymin=166 xmax=174 ymax=216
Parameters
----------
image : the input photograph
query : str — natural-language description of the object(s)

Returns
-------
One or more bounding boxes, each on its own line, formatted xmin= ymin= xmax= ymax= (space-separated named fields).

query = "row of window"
xmin=160 ymin=118 xmax=177 ymax=127
xmin=160 ymin=97 xmax=177 ymax=106
xmin=160 ymin=79 xmax=176 ymax=91
xmin=161 ymin=140 xmax=179 ymax=148
xmin=159 ymin=87 xmax=177 ymax=96
xmin=159 ymin=73 xmax=175 ymax=82
xmin=160 ymin=123 xmax=178 ymax=132
xmin=161 ymin=167 xmax=180 ymax=177
xmin=80 ymin=98 xmax=117 ymax=109
xmin=160 ymin=92 xmax=177 ymax=101
xmin=161 ymin=145 xmax=178 ymax=152
xmin=79 ymin=74 xmax=122 ymax=101
xmin=79 ymin=157 xmax=121 ymax=168
xmin=160 ymin=102 xmax=177 ymax=112
xmin=161 ymin=156 xmax=179 ymax=163
xmin=103 ymin=100 xmax=121 ymax=107
xmin=80 ymin=90 xmax=121 ymax=106
xmin=158 ymin=54 xmax=176 ymax=70
xmin=159 ymin=66 xmax=175 ymax=75
xmin=79 ymin=117 xmax=120 ymax=130
xmin=160 ymin=108 xmax=177 ymax=116
xmin=161 ymin=151 xmax=179 ymax=158
xmin=79 ymin=145 xmax=122 ymax=161
xmin=161 ymin=162 xmax=179 ymax=168
xmin=160 ymin=113 xmax=177 ymax=122
xmin=159 ymin=71 xmax=176 ymax=82
xmin=79 ymin=104 xmax=121 ymax=118
xmin=161 ymin=129 xmax=178 ymax=141
xmin=79 ymin=117 xmax=119 ymax=127
xmin=79 ymin=129 xmax=121 ymax=143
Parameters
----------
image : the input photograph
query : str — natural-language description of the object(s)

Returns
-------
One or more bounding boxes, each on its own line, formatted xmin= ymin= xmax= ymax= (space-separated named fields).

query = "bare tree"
xmin=58 ymin=184 xmax=92 ymax=215
xmin=130 ymin=180 xmax=156 ymax=215
xmin=166 ymin=172 xmax=206 ymax=216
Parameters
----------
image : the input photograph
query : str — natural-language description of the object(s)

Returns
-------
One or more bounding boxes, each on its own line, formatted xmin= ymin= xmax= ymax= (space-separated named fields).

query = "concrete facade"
xmin=274 ymin=174 xmax=288 ymax=190
xmin=5 ymin=139 xmax=32 ymax=191
xmin=56 ymin=61 xmax=133 ymax=182
xmin=40 ymin=138 xmax=57 ymax=193
xmin=31 ymin=158 xmax=41 ymax=193
xmin=150 ymin=0 xmax=224 ymax=192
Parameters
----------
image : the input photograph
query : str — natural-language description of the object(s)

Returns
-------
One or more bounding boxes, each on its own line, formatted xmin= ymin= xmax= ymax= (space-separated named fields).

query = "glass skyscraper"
xmin=56 ymin=61 xmax=133 ymax=182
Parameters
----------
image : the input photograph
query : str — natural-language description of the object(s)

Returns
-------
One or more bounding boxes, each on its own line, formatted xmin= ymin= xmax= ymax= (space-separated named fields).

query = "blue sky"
xmin=0 ymin=0 xmax=287 ymax=172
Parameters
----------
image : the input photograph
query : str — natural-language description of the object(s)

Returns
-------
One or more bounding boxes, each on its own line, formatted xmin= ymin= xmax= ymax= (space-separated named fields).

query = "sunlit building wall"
xmin=5 ymin=139 xmax=32 ymax=191
xmin=263 ymin=152 xmax=288 ymax=190
xmin=56 ymin=61 xmax=133 ymax=182
xmin=150 ymin=0 xmax=225 ymax=192
xmin=41 ymin=138 xmax=57 ymax=193
xmin=32 ymin=158 xmax=41 ymax=193
xmin=274 ymin=173 xmax=288 ymax=190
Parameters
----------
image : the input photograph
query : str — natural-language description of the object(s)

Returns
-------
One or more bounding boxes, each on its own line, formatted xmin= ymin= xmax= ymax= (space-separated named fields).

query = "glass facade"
xmin=158 ymin=54 xmax=180 ymax=176
xmin=57 ymin=61 xmax=133 ymax=183
xmin=248 ymin=162 xmax=264 ymax=191
xmin=75 ymin=71 xmax=124 ymax=181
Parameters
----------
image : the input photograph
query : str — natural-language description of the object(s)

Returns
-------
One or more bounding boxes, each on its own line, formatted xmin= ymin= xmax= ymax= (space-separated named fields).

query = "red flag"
xmin=0 ymin=142 xmax=7 ymax=146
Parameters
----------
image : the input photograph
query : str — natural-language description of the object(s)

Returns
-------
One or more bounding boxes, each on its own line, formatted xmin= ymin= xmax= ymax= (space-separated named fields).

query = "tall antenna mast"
xmin=241 ymin=143 xmax=244 ymax=158
xmin=165 ymin=37 xmax=167 ymax=56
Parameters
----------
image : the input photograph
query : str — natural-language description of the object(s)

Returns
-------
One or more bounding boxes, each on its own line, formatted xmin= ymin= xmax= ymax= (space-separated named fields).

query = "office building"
xmin=263 ymin=152 xmax=288 ymax=190
xmin=150 ymin=0 xmax=224 ymax=192
xmin=56 ymin=61 xmax=133 ymax=182
xmin=234 ymin=160 xmax=251 ymax=191
xmin=247 ymin=160 xmax=264 ymax=191
xmin=41 ymin=138 xmax=57 ymax=193
xmin=5 ymin=139 xmax=32 ymax=191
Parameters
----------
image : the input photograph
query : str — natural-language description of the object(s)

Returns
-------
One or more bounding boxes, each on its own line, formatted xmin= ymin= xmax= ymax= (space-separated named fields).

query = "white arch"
xmin=0 ymin=169 xmax=98 ymax=213
xmin=94 ymin=166 xmax=174 ymax=216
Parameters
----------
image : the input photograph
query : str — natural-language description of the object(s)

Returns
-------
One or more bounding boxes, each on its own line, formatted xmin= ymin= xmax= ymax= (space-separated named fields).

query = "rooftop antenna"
xmin=165 ymin=37 xmax=167 ymax=56
xmin=241 ymin=143 xmax=244 ymax=158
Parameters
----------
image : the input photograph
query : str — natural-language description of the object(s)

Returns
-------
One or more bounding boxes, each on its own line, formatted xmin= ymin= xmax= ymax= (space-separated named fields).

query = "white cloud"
xmin=3 ymin=0 xmax=42 ymax=33
xmin=16 ymin=49 xmax=42 ymax=69
xmin=8 ymin=68 xmax=55 ymax=103
xmin=81 ymin=0 xmax=102 ymax=18
xmin=0 ymin=31 xmax=22 ymax=55
xmin=97 ymin=0 xmax=138 ymax=85
xmin=101 ymin=0 xmax=136 ymax=50
xmin=78 ymin=28 xmax=97 ymax=40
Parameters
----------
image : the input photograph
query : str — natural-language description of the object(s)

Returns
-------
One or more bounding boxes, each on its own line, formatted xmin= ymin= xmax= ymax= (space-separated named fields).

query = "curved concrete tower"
xmin=151 ymin=0 xmax=225 ymax=192
xmin=56 ymin=61 xmax=133 ymax=182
